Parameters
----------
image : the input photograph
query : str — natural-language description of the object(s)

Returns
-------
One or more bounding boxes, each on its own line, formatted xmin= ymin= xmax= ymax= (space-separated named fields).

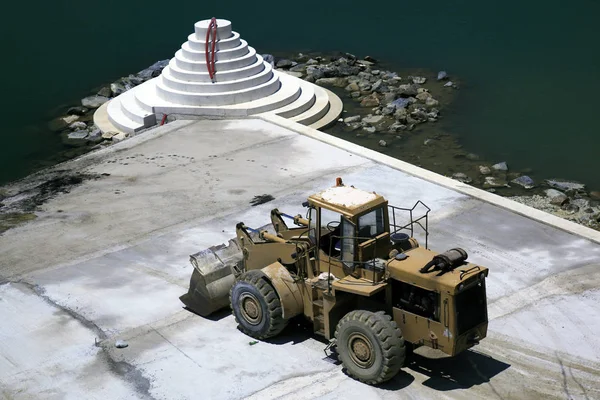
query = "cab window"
xmin=357 ymin=207 xmax=385 ymax=239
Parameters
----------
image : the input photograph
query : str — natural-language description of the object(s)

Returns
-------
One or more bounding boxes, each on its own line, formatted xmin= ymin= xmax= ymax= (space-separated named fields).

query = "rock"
xmin=416 ymin=92 xmax=432 ymax=102
xmin=82 ymin=95 xmax=109 ymax=109
xmin=345 ymin=82 xmax=360 ymax=92
xmin=67 ymin=106 xmax=88 ymax=116
xmin=289 ymin=64 xmax=306 ymax=73
xmin=346 ymin=122 xmax=362 ymax=131
xmin=512 ymin=175 xmax=535 ymax=189
xmin=397 ymin=84 xmax=419 ymax=97
xmin=372 ymin=80 xmax=387 ymax=92
xmin=364 ymin=56 xmax=377 ymax=63
xmin=388 ymin=122 xmax=407 ymax=132
xmin=562 ymin=203 xmax=580 ymax=215
xmin=112 ymin=132 xmax=128 ymax=142
xmin=67 ymin=130 xmax=89 ymax=140
xmin=362 ymin=115 xmax=384 ymax=125
xmin=424 ymin=139 xmax=434 ymax=146
xmin=136 ymin=59 xmax=169 ymax=81
xmin=357 ymin=80 xmax=372 ymax=92
xmin=87 ymin=127 xmax=103 ymax=141
xmin=425 ymin=97 xmax=439 ymax=107
xmin=444 ymin=81 xmax=454 ymax=87
xmin=344 ymin=115 xmax=361 ymax=124
xmin=306 ymin=66 xmax=325 ymax=80
xmin=437 ymin=71 xmax=448 ymax=81
xmin=101 ymin=131 xmax=118 ymax=140
xmin=97 ymin=86 xmax=112 ymax=97
xmin=315 ymin=77 xmax=347 ymax=87
xmin=590 ymin=191 xmax=600 ymax=200
xmin=479 ymin=166 xmax=491 ymax=175
xmin=371 ymin=70 xmax=380 ymax=76
xmin=350 ymin=91 xmax=361 ymax=98
xmin=389 ymin=98 xmax=410 ymax=110
xmin=275 ymin=59 xmax=294 ymax=68
xmin=306 ymin=58 xmax=319 ymax=65
xmin=492 ymin=161 xmax=508 ymax=171
xmin=378 ymin=140 xmax=387 ymax=147
xmin=360 ymin=93 xmax=380 ymax=107
xmin=466 ymin=153 xmax=479 ymax=161
xmin=48 ymin=115 xmax=79 ymax=131
xmin=452 ymin=173 xmax=472 ymax=183
xmin=410 ymin=76 xmax=427 ymax=84
xmin=69 ymin=121 xmax=87 ymax=130
xmin=262 ymin=54 xmax=275 ymax=67
xmin=545 ymin=180 xmax=586 ymax=192
xmin=115 ymin=340 xmax=128 ymax=349
xmin=393 ymin=108 xmax=408 ymax=121
xmin=381 ymin=106 xmax=395 ymax=116
xmin=484 ymin=177 xmax=508 ymax=188
xmin=110 ymin=81 xmax=129 ymax=96
xmin=363 ymin=126 xmax=376 ymax=134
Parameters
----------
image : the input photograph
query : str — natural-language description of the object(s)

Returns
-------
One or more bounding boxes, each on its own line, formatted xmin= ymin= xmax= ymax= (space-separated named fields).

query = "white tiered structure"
xmin=102 ymin=18 xmax=341 ymax=133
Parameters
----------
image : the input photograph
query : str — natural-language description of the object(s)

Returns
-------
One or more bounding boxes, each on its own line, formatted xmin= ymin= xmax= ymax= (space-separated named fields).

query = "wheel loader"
xmin=180 ymin=178 xmax=489 ymax=385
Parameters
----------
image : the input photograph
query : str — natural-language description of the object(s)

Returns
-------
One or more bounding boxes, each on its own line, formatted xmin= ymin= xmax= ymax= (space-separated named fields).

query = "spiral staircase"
xmin=100 ymin=18 xmax=342 ymax=134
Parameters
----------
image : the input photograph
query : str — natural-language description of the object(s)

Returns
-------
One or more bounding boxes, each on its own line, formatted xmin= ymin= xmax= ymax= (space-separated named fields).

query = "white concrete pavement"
xmin=1 ymin=119 xmax=600 ymax=399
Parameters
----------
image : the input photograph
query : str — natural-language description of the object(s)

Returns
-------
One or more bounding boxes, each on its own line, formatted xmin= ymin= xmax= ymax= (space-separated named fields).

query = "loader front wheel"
xmin=230 ymin=273 xmax=287 ymax=340
xmin=335 ymin=310 xmax=405 ymax=385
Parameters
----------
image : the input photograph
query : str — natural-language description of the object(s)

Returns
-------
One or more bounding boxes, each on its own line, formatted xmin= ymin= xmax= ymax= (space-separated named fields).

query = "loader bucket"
xmin=179 ymin=239 xmax=243 ymax=317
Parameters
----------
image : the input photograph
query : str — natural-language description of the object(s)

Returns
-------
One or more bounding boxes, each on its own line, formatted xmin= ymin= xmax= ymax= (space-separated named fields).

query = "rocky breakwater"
xmin=48 ymin=60 xmax=169 ymax=147
xmin=270 ymin=52 xmax=455 ymax=149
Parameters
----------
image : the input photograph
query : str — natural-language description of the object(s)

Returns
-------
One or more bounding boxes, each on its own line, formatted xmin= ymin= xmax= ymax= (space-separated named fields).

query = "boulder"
xmin=136 ymin=59 xmax=169 ymax=81
xmin=389 ymin=98 xmax=410 ymax=110
xmin=437 ymin=71 xmax=448 ymax=81
xmin=275 ymin=59 xmax=294 ymax=68
xmin=97 ymin=87 xmax=112 ymax=97
xmin=306 ymin=66 xmax=325 ymax=80
xmin=360 ymin=93 xmax=380 ymax=107
xmin=112 ymin=132 xmax=128 ymax=142
xmin=67 ymin=130 xmax=89 ymax=140
xmin=101 ymin=131 xmax=118 ymax=140
xmin=345 ymin=82 xmax=360 ymax=92
xmin=545 ymin=180 xmax=586 ymax=192
xmin=452 ymin=173 xmax=472 ymax=184
xmin=306 ymin=58 xmax=319 ymax=65
xmin=48 ymin=115 xmax=79 ymax=132
xmin=81 ymin=95 xmax=109 ymax=109
xmin=344 ymin=115 xmax=361 ymax=124
xmin=479 ymin=166 xmax=491 ymax=175
xmin=69 ymin=121 xmax=87 ymax=130
xmin=410 ymin=76 xmax=427 ymax=84
xmin=425 ymin=97 xmax=440 ymax=107
xmin=350 ymin=91 xmax=361 ymax=98
xmin=416 ymin=92 xmax=432 ymax=102
xmin=388 ymin=122 xmax=407 ymax=132
xmin=362 ymin=115 xmax=384 ymax=125
xmin=393 ymin=108 xmax=408 ymax=121
xmin=315 ymin=77 xmax=348 ymax=87
xmin=483 ymin=177 xmax=508 ymax=188
xmin=512 ymin=175 xmax=535 ymax=189
xmin=110 ymin=81 xmax=129 ymax=96
xmin=363 ymin=126 xmax=376 ymax=134
xmin=262 ymin=54 xmax=275 ymax=67
xmin=492 ymin=161 xmax=508 ymax=171
xmin=444 ymin=81 xmax=454 ymax=87
xmin=378 ymin=140 xmax=387 ymax=147
xmin=397 ymin=84 xmax=419 ymax=97
xmin=289 ymin=64 xmax=307 ymax=73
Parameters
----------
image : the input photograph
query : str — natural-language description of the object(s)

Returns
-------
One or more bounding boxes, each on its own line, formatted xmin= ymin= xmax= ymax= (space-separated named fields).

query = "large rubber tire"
xmin=229 ymin=272 xmax=288 ymax=339
xmin=335 ymin=310 xmax=405 ymax=385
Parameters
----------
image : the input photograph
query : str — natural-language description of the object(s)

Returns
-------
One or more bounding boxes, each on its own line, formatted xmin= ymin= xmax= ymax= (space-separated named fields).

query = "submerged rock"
xmin=48 ymin=115 xmax=79 ymax=132
xmin=479 ymin=166 xmax=491 ymax=175
xmin=437 ymin=71 xmax=448 ymax=81
xmin=67 ymin=106 xmax=89 ymax=116
xmin=378 ymin=140 xmax=387 ymax=147
xmin=512 ymin=175 xmax=535 ymax=189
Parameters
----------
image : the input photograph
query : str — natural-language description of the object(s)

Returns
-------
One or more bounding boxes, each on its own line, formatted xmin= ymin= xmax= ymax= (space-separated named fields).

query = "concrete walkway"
xmin=1 ymin=119 xmax=599 ymax=399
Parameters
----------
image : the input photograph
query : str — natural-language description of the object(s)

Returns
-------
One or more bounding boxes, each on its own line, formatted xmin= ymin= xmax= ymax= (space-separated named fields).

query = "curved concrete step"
xmin=290 ymin=85 xmax=331 ymax=125
xmin=181 ymin=40 xmax=249 ymax=62
xmin=107 ymin=97 xmax=145 ymax=134
xmin=309 ymin=87 xmax=344 ymax=130
xmin=168 ymin=56 xmax=266 ymax=83
xmin=161 ymin=63 xmax=273 ymax=93
xmin=194 ymin=19 xmax=232 ymax=40
xmin=186 ymin=31 xmax=241 ymax=51
xmin=174 ymin=48 xmax=257 ymax=72
xmin=155 ymin=73 xmax=281 ymax=106
xmin=119 ymin=89 xmax=156 ymax=126
xmin=274 ymin=79 xmax=316 ymax=118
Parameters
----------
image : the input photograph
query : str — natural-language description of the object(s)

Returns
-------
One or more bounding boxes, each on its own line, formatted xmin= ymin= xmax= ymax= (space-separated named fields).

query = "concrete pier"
xmin=1 ymin=117 xmax=600 ymax=399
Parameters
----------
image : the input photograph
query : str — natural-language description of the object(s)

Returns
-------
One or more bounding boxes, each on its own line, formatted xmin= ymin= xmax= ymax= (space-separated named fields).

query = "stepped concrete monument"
xmin=96 ymin=18 xmax=342 ymax=134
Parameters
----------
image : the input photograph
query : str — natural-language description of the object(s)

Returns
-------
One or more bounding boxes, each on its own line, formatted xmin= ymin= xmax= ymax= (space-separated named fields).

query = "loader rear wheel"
xmin=230 ymin=272 xmax=287 ymax=340
xmin=335 ymin=310 xmax=405 ymax=385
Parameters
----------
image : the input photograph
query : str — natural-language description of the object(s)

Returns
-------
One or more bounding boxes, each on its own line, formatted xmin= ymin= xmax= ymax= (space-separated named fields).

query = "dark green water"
xmin=2 ymin=1 xmax=599 ymax=189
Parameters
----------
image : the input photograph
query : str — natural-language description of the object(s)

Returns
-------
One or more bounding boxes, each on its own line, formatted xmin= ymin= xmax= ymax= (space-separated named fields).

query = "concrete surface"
xmin=1 ymin=118 xmax=600 ymax=399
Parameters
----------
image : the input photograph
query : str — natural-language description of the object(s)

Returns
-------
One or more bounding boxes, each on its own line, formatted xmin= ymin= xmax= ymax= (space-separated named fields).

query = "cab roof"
xmin=308 ymin=184 xmax=387 ymax=217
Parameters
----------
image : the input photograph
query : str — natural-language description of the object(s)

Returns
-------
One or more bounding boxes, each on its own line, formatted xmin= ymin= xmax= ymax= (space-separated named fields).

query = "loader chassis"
xmin=180 ymin=179 xmax=489 ymax=385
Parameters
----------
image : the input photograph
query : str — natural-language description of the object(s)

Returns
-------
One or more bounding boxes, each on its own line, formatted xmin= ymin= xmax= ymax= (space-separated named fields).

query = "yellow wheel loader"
xmin=180 ymin=178 xmax=489 ymax=385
